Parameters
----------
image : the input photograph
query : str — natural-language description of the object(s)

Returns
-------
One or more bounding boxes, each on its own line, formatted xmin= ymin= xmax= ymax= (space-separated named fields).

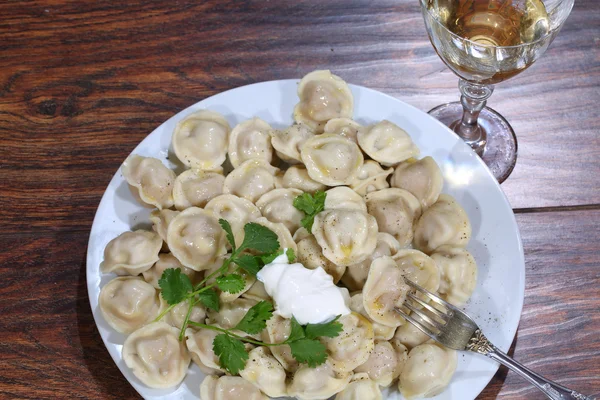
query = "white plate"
xmin=86 ymin=79 xmax=525 ymax=400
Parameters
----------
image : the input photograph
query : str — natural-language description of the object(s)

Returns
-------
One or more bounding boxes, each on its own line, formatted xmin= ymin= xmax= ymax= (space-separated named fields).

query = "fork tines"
xmin=396 ymin=277 xmax=456 ymax=340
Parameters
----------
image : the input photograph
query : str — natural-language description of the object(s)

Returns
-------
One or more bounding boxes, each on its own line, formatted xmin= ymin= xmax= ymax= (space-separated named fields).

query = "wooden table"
xmin=1 ymin=1 xmax=598 ymax=399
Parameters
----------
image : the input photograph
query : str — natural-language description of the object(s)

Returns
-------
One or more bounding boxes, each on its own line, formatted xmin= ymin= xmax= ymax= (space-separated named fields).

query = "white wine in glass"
xmin=421 ymin=0 xmax=574 ymax=182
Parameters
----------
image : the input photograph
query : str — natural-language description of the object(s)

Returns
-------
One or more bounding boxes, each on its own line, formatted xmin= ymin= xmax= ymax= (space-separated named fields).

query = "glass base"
xmin=429 ymin=102 xmax=517 ymax=183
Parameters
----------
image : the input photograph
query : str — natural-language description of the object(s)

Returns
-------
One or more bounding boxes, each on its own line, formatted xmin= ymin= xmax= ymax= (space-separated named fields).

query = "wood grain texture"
xmin=0 ymin=0 xmax=599 ymax=399
xmin=1 ymin=211 xmax=598 ymax=399
xmin=0 ymin=0 xmax=598 ymax=235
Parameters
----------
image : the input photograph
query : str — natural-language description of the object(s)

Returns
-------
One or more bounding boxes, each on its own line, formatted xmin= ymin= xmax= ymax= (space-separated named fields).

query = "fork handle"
xmin=484 ymin=343 xmax=595 ymax=400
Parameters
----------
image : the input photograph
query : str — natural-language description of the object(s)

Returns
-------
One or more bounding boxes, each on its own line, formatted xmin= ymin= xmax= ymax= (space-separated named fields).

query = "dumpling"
xmin=348 ymin=292 xmax=396 ymax=341
xmin=413 ymin=194 xmax=472 ymax=254
xmin=354 ymin=340 xmax=407 ymax=387
xmin=228 ymin=117 xmax=273 ymax=168
xmin=172 ymin=169 xmax=224 ymax=210
xmin=341 ymin=233 xmax=401 ymax=292
xmin=334 ymin=373 xmax=382 ymax=400
xmin=357 ymin=120 xmax=419 ymax=166
xmin=296 ymin=235 xmax=346 ymax=283
xmin=254 ymin=217 xmax=297 ymax=253
xmin=164 ymin=300 xmax=206 ymax=330
xmin=324 ymin=186 xmax=367 ymax=212
xmin=392 ymin=249 xmax=440 ymax=294
xmin=239 ymin=347 xmax=287 ymax=398
xmin=390 ymin=315 xmax=430 ymax=350
xmin=362 ymin=256 xmax=410 ymax=328
xmin=172 ymin=110 xmax=230 ymax=170
xmin=242 ymin=280 xmax=271 ymax=302
xmin=287 ymin=360 xmax=351 ymax=400
xmin=293 ymin=70 xmax=354 ymax=132
xmin=430 ymin=245 xmax=477 ymax=306
xmin=200 ymin=375 xmax=268 ymax=400
xmin=149 ymin=209 xmax=179 ymax=251
xmin=256 ymin=188 xmax=304 ymax=233
xmin=100 ymin=230 xmax=162 ymax=275
xmin=349 ymin=160 xmax=394 ymax=196
xmin=301 ymin=134 xmax=364 ymax=186
xmin=205 ymin=194 xmax=261 ymax=248
xmin=142 ymin=252 xmax=201 ymax=289
xmin=261 ymin=315 xmax=299 ymax=372
xmin=166 ymin=207 xmax=227 ymax=271
xmin=293 ymin=227 xmax=311 ymax=243
xmin=280 ymin=165 xmax=327 ymax=193
xmin=223 ymin=159 xmax=279 ymax=203
xmin=270 ymin=123 xmax=316 ymax=164
xmin=122 ymin=322 xmax=190 ymax=389
xmin=365 ymin=188 xmax=421 ymax=247
xmin=206 ymin=297 xmax=258 ymax=334
xmin=186 ymin=328 xmax=225 ymax=372
xmin=321 ymin=312 xmax=374 ymax=373
xmin=391 ymin=156 xmax=443 ymax=210
xmin=99 ymin=276 xmax=161 ymax=334
xmin=399 ymin=342 xmax=457 ymax=399
xmin=312 ymin=209 xmax=378 ymax=266
xmin=323 ymin=117 xmax=361 ymax=143
xmin=122 ymin=155 xmax=176 ymax=209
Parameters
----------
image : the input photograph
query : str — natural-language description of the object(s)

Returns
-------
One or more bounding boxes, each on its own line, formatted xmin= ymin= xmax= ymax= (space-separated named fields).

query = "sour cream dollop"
xmin=256 ymin=250 xmax=351 ymax=325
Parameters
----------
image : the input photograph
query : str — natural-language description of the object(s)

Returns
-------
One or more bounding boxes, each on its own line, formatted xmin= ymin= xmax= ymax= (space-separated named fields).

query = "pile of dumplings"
xmin=98 ymin=70 xmax=478 ymax=400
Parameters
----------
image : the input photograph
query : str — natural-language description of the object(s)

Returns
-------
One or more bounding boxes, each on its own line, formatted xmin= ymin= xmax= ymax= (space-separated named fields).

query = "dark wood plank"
xmin=0 ymin=0 xmax=598 ymax=235
xmin=1 ymin=211 xmax=598 ymax=399
xmin=0 ymin=232 xmax=137 ymax=400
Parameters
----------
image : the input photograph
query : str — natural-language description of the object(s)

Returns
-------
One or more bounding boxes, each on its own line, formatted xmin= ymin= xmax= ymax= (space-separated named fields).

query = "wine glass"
xmin=420 ymin=0 xmax=574 ymax=182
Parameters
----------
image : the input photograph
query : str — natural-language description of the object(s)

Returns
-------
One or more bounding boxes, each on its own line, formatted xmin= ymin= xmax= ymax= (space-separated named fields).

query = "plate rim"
xmin=86 ymin=78 xmax=525 ymax=400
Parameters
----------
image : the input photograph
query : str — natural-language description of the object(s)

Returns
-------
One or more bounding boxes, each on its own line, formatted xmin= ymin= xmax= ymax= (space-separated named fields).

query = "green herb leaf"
xmin=219 ymin=219 xmax=236 ymax=251
xmin=260 ymin=248 xmax=284 ymax=265
xmin=304 ymin=315 xmax=343 ymax=339
xmin=293 ymin=191 xmax=326 ymax=232
xmin=239 ymin=223 xmax=280 ymax=254
xmin=234 ymin=255 xmax=263 ymax=277
xmin=286 ymin=317 xmax=306 ymax=343
xmin=234 ymin=301 xmax=274 ymax=334
xmin=216 ymin=274 xmax=246 ymax=294
xmin=286 ymin=248 xmax=296 ymax=263
xmin=158 ymin=268 xmax=193 ymax=305
xmin=213 ymin=334 xmax=249 ymax=375
xmin=288 ymin=338 xmax=328 ymax=368
xmin=196 ymin=289 xmax=220 ymax=311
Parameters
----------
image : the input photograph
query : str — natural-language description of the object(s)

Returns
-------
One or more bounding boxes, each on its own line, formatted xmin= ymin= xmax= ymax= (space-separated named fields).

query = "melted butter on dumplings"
xmin=294 ymin=70 xmax=354 ymax=132
xmin=100 ymin=230 xmax=162 ymax=275
xmin=172 ymin=110 xmax=230 ymax=170
xmin=122 ymin=322 xmax=190 ymax=389
xmin=122 ymin=155 xmax=176 ymax=209
xmin=357 ymin=120 xmax=419 ymax=166
xmin=312 ymin=209 xmax=378 ymax=267
xmin=166 ymin=207 xmax=227 ymax=271
xmin=301 ymin=134 xmax=364 ymax=186
xmin=223 ymin=159 xmax=279 ymax=203
xmin=99 ymin=276 xmax=161 ymax=334
xmin=172 ymin=169 xmax=224 ymax=210
xmin=413 ymin=194 xmax=472 ymax=254
xmin=228 ymin=117 xmax=273 ymax=168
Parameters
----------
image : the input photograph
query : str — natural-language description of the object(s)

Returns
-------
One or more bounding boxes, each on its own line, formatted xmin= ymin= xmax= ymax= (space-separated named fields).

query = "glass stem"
xmin=450 ymin=79 xmax=494 ymax=156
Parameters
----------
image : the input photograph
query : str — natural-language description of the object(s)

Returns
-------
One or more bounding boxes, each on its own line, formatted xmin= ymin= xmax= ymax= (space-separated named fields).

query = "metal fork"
xmin=396 ymin=278 xmax=596 ymax=400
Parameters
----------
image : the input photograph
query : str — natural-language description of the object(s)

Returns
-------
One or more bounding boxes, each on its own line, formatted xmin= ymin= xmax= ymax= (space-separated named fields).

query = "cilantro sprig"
xmin=188 ymin=309 xmax=343 ymax=374
xmin=293 ymin=191 xmax=326 ymax=232
xmin=155 ymin=217 xmax=341 ymax=374
xmin=155 ymin=219 xmax=281 ymax=340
